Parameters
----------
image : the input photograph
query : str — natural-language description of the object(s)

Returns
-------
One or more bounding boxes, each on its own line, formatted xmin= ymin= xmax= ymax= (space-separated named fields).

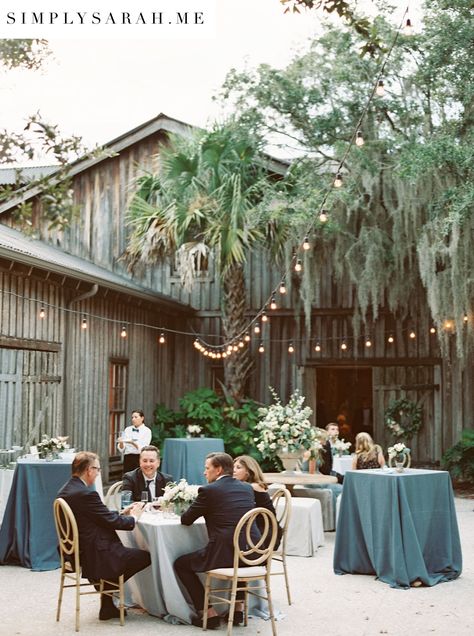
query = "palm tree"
xmin=126 ymin=122 xmax=289 ymax=401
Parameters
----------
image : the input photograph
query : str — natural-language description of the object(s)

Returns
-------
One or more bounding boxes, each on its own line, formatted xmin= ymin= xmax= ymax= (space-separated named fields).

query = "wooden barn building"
xmin=0 ymin=114 xmax=472 ymax=477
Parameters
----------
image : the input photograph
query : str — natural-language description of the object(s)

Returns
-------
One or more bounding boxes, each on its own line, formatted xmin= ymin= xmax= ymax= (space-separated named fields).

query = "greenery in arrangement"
xmin=441 ymin=429 xmax=474 ymax=485
xmin=36 ymin=435 xmax=69 ymax=459
xmin=255 ymin=388 xmax=316 ymax=459
xmin=384 ymin=398 xmax=423 ymax=442
xmin=150 ymin=387 xmax=270 ymax=465
xmin=387 ymin=442 xmax=411 ymax=463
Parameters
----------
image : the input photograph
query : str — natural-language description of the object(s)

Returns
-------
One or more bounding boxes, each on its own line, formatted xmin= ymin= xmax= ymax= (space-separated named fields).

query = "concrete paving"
xmin=0 ymin=496 xmax=472 ymax=636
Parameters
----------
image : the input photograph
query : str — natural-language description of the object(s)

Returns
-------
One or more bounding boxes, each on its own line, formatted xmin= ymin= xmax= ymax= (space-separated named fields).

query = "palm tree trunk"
xmin=221 ymin=263 xmax=253 ymax=403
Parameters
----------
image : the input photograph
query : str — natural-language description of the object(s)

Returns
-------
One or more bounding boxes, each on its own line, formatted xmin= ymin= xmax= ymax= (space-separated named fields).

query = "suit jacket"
xmin=122 ymin=468 xmax=173 ymax=501
xmin=57 ymin=476 xmax=135 ymax=581
xmin=320 ymin=440 xmax=333 ymax=475
xmin=180 ymin=475 xmax=258 ymax=572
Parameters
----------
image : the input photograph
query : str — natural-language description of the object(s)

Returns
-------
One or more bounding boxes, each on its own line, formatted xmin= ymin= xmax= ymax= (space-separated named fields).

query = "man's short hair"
xmin=326 ymin=422 xmax=339 ymax=431
xmin=206 ymin=452 xmax=233 ymax=476
xmin=140 ymin=445 xmax=160 ymax=458
xmin=72 ymin=451 xmax=98 ymax=475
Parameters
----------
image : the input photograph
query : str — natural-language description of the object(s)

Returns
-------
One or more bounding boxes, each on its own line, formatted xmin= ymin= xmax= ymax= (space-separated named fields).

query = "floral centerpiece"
xmin=332 ymin=439 xmax=352 ymax=457
xmin=36 ymin=435 xmax=69 ymax=460
xmin=255 ymin=388 xmax=317 ymax=471
xmin=384 ymin=398 xmax=422 ymax=442
xmin=387 ymin=443 xmax=411 ymax=471
xmin=161 ymin=479 xmax=200 ymax=514
xmin=186 ymin=424 xmax=202 ymax=438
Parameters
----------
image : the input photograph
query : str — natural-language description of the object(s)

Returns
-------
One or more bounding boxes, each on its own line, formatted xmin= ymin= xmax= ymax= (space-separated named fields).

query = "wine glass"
xmin=141 ymin=490 xmax=149 ymax=504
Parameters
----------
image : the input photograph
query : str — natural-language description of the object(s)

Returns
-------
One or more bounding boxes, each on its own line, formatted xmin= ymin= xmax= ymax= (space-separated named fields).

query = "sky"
xmin=1 ymin=0 xmax=415 ymax=159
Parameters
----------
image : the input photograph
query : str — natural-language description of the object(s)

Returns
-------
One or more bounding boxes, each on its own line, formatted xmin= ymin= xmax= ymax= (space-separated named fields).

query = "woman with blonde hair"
xmin=352 ymin=432 xmax=385 ymax=470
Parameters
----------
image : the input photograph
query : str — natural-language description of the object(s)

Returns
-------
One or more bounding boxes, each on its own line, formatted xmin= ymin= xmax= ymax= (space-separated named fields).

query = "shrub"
xmin=441 ymin=429 xmax=474 ymax=484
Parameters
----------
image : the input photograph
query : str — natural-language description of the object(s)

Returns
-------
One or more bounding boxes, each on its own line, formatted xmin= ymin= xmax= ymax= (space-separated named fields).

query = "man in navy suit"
xmin=57 ymin=451 xmax=151 ymax=621
xmin=174 ymin=452 xmax=258 ymax=629
xmin=122 ymin=445 xmax=173 ymax=502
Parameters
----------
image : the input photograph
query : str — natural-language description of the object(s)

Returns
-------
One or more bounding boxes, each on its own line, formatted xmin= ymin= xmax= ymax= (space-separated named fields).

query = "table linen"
xmin=161 ymin=438 xmax=224 ymax=485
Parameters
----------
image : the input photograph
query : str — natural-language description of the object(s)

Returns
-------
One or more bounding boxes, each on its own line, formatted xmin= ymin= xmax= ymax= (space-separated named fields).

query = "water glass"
xmin=121 ymin=490 xmax=132 ymax=509
xmin=141 ymin=490 xmax=149 ymax=504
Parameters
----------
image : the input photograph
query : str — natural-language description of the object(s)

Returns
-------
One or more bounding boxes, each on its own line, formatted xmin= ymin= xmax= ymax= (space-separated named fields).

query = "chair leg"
xmin=226 ymin=579 xmax=238 ymax=636
xmin=56 ymin=571 xmax=65 ymax=622
xmin=75 ymin=573 xmax=81 ymax=632
xmin=282 ymin=554 xmax=292 ymax=605
xmin=203 ymin=575 xmax=212 ymax=630
xmin=244 ymin=587 xmax=248 ymax=627
xmin=265 ymin=576 xmax=277 ymax=636
xmin=118 ymin=575 xmax=125 ymax=626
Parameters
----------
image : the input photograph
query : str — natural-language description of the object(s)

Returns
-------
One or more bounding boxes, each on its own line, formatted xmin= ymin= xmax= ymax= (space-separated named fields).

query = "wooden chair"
xmin=104 ymin=480 xmax=123 ymax=510
xmin=53 ymin=497 xmax=125 ymax=631
xmin=203 ymin=507 xmax=278 ymax=636
xmin=270 ymin=486 xmax=292 ymax=605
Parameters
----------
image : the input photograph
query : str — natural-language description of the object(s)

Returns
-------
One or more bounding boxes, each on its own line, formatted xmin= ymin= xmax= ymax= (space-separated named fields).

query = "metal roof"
xmin=0 ymin=165 xmax=58 ymax=185
xmin=0 ymin=223 xmax=191 ymax=314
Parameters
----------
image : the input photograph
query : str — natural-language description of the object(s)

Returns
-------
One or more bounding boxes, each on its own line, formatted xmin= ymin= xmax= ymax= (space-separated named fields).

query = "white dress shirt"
xmin=118 ymin=424 xmax=152 ymax=457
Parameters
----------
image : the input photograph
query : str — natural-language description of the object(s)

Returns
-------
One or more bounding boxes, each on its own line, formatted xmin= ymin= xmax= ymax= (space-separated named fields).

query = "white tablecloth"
xmin=332 ymin=455 xmax=354 ymax=475
xmin=0 ymin=469 xmax=14 ymax=526
xmin=277 ymin=497 xmax=324 ymax=556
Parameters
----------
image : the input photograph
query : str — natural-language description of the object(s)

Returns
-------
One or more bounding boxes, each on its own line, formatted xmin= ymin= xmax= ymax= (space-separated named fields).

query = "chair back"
xmin=232 ymin=507 xmax=277 ymax=569
xmin=54 ymin=497 xmax=80 ymax=574
xmin=104 ymin=480 xmax=123 ymax=509
xmin=271 ymin=487 xmax=292 ymax=533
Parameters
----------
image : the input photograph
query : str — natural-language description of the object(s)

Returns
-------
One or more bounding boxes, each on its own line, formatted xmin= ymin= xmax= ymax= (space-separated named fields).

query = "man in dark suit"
xmin=174 ymin=452 xmax=258 ymax=629
xmin=57 ymin=451 xmax=151 ymax=621
xmin=122 ymin=445 xmax=173 ymax=502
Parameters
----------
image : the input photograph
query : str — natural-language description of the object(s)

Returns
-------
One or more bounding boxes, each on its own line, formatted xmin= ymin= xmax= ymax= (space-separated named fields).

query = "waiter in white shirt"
xmin=117 ymin=409 xmax=152 ymax=474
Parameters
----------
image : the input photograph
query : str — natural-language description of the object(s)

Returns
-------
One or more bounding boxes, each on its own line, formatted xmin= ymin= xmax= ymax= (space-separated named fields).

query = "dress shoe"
xmin=224 ymin=610 xmax=244 ymax=625
xmin=99 ymin=604 xmax=127 ymax=621
xmin=191 ymin=614 xmax=220 ymax=629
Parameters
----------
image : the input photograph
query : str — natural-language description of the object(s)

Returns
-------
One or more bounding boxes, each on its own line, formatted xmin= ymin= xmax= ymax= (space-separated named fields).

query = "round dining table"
xmin=263 ymin=471 xmax=337 ymax=493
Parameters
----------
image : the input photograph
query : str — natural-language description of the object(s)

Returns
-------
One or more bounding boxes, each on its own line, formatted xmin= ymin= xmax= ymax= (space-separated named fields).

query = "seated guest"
xmin=310 ymin=425 xmax=344 ymax=484
xmin=233 ymin=455 xmax=282 ymax=549
xmin=57 ymin=451 xmax=151 ymax=621
xmin=122 ymin=445 xmax=173 ymax=502
xmin=352 ymin=432 xmax=385 ymax=470
xmin=174 ymin=452 xmax=258 ymax=629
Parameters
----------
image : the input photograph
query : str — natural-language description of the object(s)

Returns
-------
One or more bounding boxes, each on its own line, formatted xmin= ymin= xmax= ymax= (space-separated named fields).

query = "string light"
xmin=376 ymin=79 xmax=385 ymax=96
xmin=254 ymin=322 xmax=261 ymax=334
xmin=319 ymin=210 xmax=329 ymax=223
xmin=334 ymin=172 xmax=343 ymax=188
xmin=365 ymin=336 xmax=372 ymax=348
xmin=279 ymin=280 xmax=287 ymax=294
xmin=120 ymin=326 xmax=127 ymax=338
xmin=388 ymin=333 xmax=395 ymax=343
xmin=404 ymin=18 xmax=413 ymax=36
xmin=288 ymin=342 xmax=294 ymax=354
xmin=340 ymin=339 xmax=347 ymax=351
xmin=244 ymin=333 xmax=251 ymax=342
xmin=463 ymin=314 xmax=469 ymax=323
xmin=159 ymin=332 xmax=166 ymax=344
xmin=238 ymin=341 xmax=244 ymax=348
xmin=294 ymin=258 xmax=302 ymax=272
xmin=39 ymin=307 xmax=45 ymax=319
xmin=258 ymin=342 xmax=265 ymax=353
xmin=355 ymin=130 xmax=365 ymax=147
xmin=302 ymin=236 xmax=311 ymax=251
xmin=81 ymin=317 xmax=88 ymax=330
xmin=429 ymin=326 xmax=436 ymax=334
xmin=270 ymin=295 xmax=277 ymax=310
xmin=409 ymin=329 xmax=416 ymax=339
xmin=261 ymin=310 xmax=268 ymax=323
xmin=314 ymin=341 xmax=321 ymax=352
xmin=444 ymin=320 xmax=454 ymax=331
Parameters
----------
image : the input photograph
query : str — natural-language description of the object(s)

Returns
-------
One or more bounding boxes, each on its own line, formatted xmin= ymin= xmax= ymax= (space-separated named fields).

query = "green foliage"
xmin=151 ymin=387 xmax=267 ymax=461
xmin=441 ymin=429 xmax=474 ymax=484
xmin=384 ymin=398 xmax=423 ymax=442
xmin=0 ymin=39 xmax=51 ymax=70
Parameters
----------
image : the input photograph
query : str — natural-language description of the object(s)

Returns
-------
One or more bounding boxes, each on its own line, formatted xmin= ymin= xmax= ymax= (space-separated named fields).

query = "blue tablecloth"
xmin=161 ymin=438 xmax=225 ymax=485
xmin=333 ymin=468 xmax=462 ymax=588
xmin=0 ymin=460 xmax=72 ymax=571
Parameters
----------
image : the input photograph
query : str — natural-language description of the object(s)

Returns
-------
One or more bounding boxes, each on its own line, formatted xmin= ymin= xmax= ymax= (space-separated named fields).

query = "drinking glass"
xmin=121 ymin=490 xmax=132 ymax=509
xmin=141 ymin=490 xmax=149 ymax=504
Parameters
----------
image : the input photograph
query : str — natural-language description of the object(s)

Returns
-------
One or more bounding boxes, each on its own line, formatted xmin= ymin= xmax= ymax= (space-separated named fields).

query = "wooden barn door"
xmin=0 ymin=349 xmax=23 ymax=448
xmin=373 ymin=365 xmax=441 ymax=463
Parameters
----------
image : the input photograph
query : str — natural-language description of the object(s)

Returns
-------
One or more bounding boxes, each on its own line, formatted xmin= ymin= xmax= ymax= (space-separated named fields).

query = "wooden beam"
xmin=306 ymin=357 xmax=441 ymax=367
xmin=0 ymin=336 xmax=61 ymax=352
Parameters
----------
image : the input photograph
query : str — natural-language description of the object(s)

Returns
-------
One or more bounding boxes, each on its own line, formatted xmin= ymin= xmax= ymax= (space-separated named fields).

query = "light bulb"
xmin=159 ymin=333 xmax=166 ymax=344
xmin=404 ymin=18 xmax=413 ymax=36
xmin=319 ymin=210 xmax=328 ymax=223
xmin=376 ymin=79 xmax=385 ymax=97
xmin=232 ymin=344 xmax=238 ymax=352
xmin=258 ymin=342 xmax=265 ymax=353
xmin=388 ymin=334 xmax=394 ymax=343
xmin=39 ymin=307 xmax=45 ymax=319
xmin=203 ymin=350 xmax=209 ymax=356
xmin=244 ymin=333 xmax=251 ymax=342
xmin=120 ymin=326 xmax=127 ymax=338
xmin=261 ymin=311 xmax=268 ymax=323
xmin=429 ymin=326 xmax=436 ymax=334
xmin=355 ymin=130 xmax=365 ymax=147
xmin=216 ymin=352 xmax=222 ymax=359
xmin=341 ymin=340 xmax=347 ymax=351
xmin=288 ymin=343 xmax=294 ymax=354
xmin=365 ymin=337 xmax=372 ymax=348
xmin=270 ymin=295 xmax=277 ymax=310
xmin=302 ymin=236 xmax=311 ymax=250
xmin=409 ymin=330 xmax=416 ymax=339
xmin=444 ymin=320 xmax=453 ymax=331
xmin=314 ymin=341 xmax=321 ymax=352
xmin=294 ymin=258 xmax=302 ymax=272
xmin=221 ymin=351 xmax=227 ymax=358
xmin=463 ymin=314 xmax=468 ymax=323
xmin=254 ymin=323 xmax=261 ymax=334
xmin=81 ymin=317 xmax=88 ymax=330
xmin=279 ymin=280 xmax=287 ymax=294
xmin=334 ymin=172 xmax=343 ymax=188
xmin=238 ymin=341 xmax=244 ymax=348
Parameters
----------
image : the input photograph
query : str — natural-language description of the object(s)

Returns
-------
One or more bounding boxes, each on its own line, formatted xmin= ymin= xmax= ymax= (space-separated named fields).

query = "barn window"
xmin=108 ymin=359 xmax=128 ymax=457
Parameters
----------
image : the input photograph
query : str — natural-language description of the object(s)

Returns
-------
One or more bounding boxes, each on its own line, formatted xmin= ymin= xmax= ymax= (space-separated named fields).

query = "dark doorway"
xmin=315 ymin=367 xmax=373 ymax=442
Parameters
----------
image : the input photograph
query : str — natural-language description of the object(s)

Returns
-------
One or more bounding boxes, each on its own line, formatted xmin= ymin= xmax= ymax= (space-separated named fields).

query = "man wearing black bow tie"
xmin=117 ymin=409 xmax=152 ymax=474
xmin=122 ymin=445 xmax=173 ymax=502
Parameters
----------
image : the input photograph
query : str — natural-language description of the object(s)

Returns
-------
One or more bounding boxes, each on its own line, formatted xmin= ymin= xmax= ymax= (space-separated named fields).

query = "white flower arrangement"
xmin=332 ymin=438 xmax=352 ymax=456
xmin=255 ymin=388 xmax=317 ymax=458
xmin=161 ymin=479 xmax=200 ymax=505
xmin=186 ymin=424 xmax=202 ymax=437
xmin=36 ymin=435 xmax=69 ymax=459
xmin=387 ymin=442 xmax=410 ymax=460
